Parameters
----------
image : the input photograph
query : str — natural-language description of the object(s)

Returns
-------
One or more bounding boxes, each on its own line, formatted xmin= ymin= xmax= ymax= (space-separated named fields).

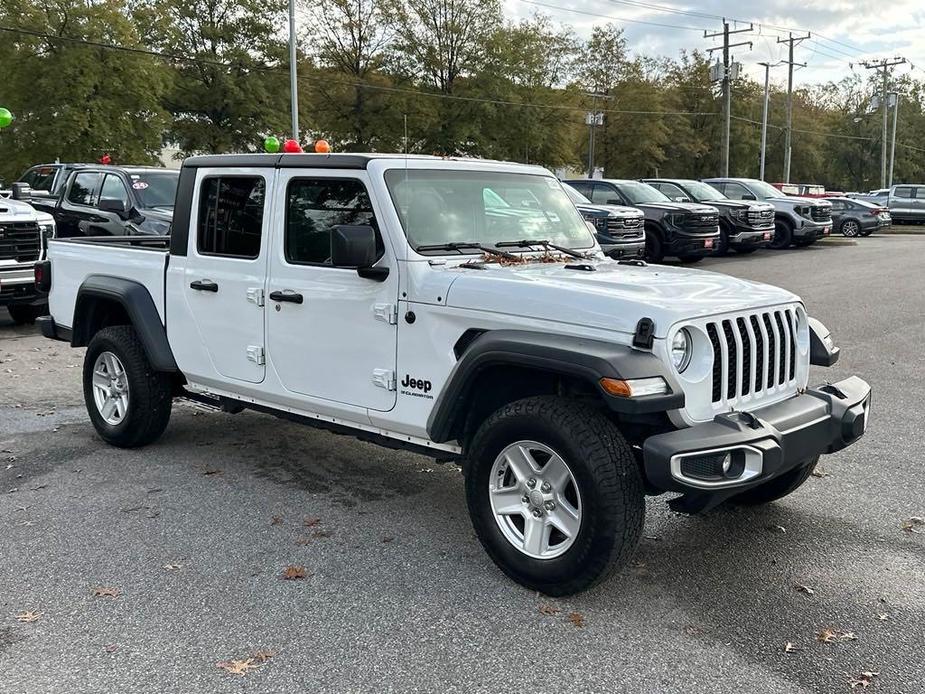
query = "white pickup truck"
xmin=38 ymin=153 xmax=871 ymax=595
xmin=1 ymin=185 xmax=56 ymax=323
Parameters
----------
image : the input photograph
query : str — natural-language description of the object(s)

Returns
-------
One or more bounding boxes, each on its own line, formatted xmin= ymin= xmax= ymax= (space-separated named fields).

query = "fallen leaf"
xmin=216 ymin=658 xmax=258 ymax=677
xmin=281 ymin=565 xmax=309 ymax=581
xmin=877 ymin=613 xmax=890 ymax=621
xmin=900 ymin=517 xmax=924 ymax=533
xmin=811 ymin=468 xmax=831 ymax=478
xmin=14 ymin=611 xmax=42 ymax=623
xmin=381 ymin=536 xmax=394 ymax=543
xmin=202 ymin=468 xmax=222 ymax=476
xmin=91 ymin=587 xmax=122 ymax=599
xmin=538 ymin=604 xmax=560 ymax=616
xmin=848 ymin=671 xmax=880 ymax=689
xmin=783 ymin=642 xmax=801 ymax=653
xmin=683 ymin=625 xmax=703 ymax=636
xmin=769 ymin=524 xmax=787 ymax=534
xmin=567 ymin=612 xmax=584 ymax=628
xmin=816 ymin=628 xmax=838 ymax=643
xmin=303 ymin=517 xmax=322 ymax=528
xmin=795 ymin=584 xmax=816 ymax=596
xmin=840 ymin=631 xmax=858 ymax=641
xmin=162 ymin=564 xmax=182 ymax=571
xmin=270 ymin=516 xmax=283 ymax=526
xmin=253 ymin=649 xmax=275 ymax=663
xmin=104 ymin=644 xmax=119 ymax=653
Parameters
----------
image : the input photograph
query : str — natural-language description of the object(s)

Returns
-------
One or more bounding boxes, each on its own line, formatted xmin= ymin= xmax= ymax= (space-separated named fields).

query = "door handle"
xmin=269 ymin=290 xmax=304 ymax=304
xmin=190 ymin=279 xmax=219 ymax=292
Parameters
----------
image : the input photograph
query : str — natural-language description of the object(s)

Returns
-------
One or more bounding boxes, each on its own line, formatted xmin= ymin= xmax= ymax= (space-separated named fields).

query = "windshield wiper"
xmin=495 ymin=239 xmax=589 ymax=259
xmin=416 ymin=241 xmax=518 ymax=260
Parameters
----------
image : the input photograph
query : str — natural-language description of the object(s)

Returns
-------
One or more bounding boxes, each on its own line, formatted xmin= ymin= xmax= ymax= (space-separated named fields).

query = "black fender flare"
xmin=426 ymin=329 xmax=685 ymax=443
xmin=808 ymin=317 xmax=839 ymax=366
xmin=72 ymin=275 xmax=178 ymax=372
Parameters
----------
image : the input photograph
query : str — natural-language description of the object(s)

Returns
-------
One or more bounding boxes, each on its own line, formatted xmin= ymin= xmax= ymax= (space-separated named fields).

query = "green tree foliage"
xmin=136 ymin=0 xmax=292 ymax=154
xmin=0 ymin=0 xmax=168 ymax=182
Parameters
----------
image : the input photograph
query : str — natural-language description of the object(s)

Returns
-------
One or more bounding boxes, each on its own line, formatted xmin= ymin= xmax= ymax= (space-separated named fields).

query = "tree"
xmin=0 ymin=0 xmax=168 ymax=182
xmin=136 ymin=0 xmax=292 ymax=154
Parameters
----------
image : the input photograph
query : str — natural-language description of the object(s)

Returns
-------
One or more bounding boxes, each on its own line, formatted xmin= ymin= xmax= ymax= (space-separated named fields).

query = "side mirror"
xmin=99 ymin=198 xmax=127 ymax=217
xmin=741 ymin=193 xmax=757 ymax=201
xmin=331 ymin=224 xmax=388 ymax=281
xmin=606 ymin=198 xmax=621 ymax=205
xmin=11 ymin=182 xmax=32 ymax=201
xmin=585 ymin=220 xmax=598 ymax=234
xmin=674 ymin=196 xmax=691 ymax=203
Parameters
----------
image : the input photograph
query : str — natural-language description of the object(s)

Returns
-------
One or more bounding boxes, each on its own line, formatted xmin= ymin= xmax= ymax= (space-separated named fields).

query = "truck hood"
xmin=765 ymin=195 xmax=831 ymax=207
xmin=575 ymin=203 xmax=643 ymax=219
xmin=0 ymin=197 xmax=54 ymax=224
xmin=703 ymin=199 xmax=775 ymax=213
xmin=635 ymin=202 xmax=718 ymax=214
xmin=443 ymin=260 xmax=800 ymax=337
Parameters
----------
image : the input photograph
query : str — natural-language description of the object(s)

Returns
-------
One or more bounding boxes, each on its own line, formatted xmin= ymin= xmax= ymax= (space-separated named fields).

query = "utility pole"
xmin=705 ymin=20 xmax=752 ymax=176
xmin=584 ymin=92 xmax=610 ymax=178
xmin=861 ymin=58 xmax=907 ymax=188
xmin=758 ymin=61 xmax=785 ymax=180
xmin=288 ymin=0 xmax=299 ymax=141
xmin=888 ymin=92 xmax=900 ymax=188
xmin=777 ymin=32 xmax=810 ymax=183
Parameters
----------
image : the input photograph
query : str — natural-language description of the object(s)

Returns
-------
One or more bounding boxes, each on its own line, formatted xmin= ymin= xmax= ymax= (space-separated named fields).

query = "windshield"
xmin=563 ymin=184 xmax=591 ymax=205
xmin=613 ymin=180 xmax=670 ymax=205
xmin=683 ymin=180 xmax=726 ymax=201
xmin=743 ymin=179 xmax=786 ymax=199
xmin=384 ymin=169 xmax=595 ymax=254
xmin=128 ymin=172 xmax=179 ymax=208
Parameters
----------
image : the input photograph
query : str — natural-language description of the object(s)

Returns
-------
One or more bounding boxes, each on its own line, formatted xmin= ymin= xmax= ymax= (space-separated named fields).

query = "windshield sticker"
xmin=132 ymin=181 xmax=149 ymax=190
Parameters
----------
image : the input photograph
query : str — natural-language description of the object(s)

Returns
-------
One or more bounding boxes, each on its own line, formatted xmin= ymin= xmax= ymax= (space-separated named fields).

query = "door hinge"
xmin=373 ymin=303 xmax=398 ymax=325
xmin=246 ymin=345 xmax=266 ymax=365
xmin=372 ymin=368 xmax=396 ymax=391
xmin=246 ymin=287 xmax=265 ymax=307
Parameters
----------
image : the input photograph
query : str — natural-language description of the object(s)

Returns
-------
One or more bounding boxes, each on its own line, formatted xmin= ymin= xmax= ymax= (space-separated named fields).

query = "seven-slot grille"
xmin=810 ymin=206 xmax=832 ymax=222
xmin=0 ymin=222 xmax=42 ymax=263
xmin=705 ymin=307 xmax=799 ymax=404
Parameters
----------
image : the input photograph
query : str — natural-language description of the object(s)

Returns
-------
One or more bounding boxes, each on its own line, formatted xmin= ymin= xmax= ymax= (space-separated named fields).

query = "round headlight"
xmin=671 ymin=328 xmax=692 ymax=372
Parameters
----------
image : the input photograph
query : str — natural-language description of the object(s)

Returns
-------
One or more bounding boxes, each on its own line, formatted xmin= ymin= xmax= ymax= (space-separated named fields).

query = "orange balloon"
xmin=314 ymin=139 xmax=331 ymax=153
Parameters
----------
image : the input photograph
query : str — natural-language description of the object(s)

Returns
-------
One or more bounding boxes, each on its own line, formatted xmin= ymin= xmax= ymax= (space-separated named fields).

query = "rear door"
xmin=266 ymin=170 xmax=398 ymax=411
xmin=890 ymin=186 xmax=914 ymax=219
xmin=177 ymin=171 xmax=272 ymax=384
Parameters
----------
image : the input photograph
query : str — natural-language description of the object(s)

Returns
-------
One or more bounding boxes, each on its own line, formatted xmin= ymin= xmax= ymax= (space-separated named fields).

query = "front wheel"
xmin=83 ymin=325 xmax=173 ymax=448
xmin=465 ymin=396 xmax=645 ymax=596
xmin=770 ymin=219 xmax=793 ymax=249
xmin=732 ymin=456 xmax=819 ymax=505
xmin=645 ymin=231 xmax=664 ymax=263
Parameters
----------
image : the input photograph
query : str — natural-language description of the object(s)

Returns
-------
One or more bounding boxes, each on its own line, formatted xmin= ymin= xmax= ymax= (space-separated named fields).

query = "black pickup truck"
xmin=34 ymin=165 xmax=178 ymax=238
xmin=563 ymin=179 xmax=720 ymax=263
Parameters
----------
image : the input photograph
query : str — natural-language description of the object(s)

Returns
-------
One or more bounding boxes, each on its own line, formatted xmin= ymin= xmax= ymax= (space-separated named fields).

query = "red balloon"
xmin=100 ymin=153 xmax=112 ymax=165
xmin=282 ymin=139 xmax=303 ymax=153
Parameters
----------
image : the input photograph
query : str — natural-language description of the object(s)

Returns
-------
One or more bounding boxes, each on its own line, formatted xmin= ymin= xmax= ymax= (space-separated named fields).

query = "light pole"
xmin=288 ymin=0 xmax=299 ymax=141
xmin=888 ymin=92 xmax=900 ymax=188
xmin=758 ymin=60 xmax=785 ymax=181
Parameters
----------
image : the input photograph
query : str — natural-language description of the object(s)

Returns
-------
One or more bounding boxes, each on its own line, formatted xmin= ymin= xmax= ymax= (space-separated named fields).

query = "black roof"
xmin=182 ymin=153 xmax=373 ymax=170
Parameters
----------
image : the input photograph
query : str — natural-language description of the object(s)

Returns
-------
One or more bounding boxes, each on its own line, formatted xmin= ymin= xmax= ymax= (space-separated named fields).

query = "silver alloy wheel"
xmin=842 ymin=220 xmax=860 ymax=237
xmin=91 ymin=351 xmax=130 ymax=426
xmin=488 ymin=440 xmax=582 ymax=560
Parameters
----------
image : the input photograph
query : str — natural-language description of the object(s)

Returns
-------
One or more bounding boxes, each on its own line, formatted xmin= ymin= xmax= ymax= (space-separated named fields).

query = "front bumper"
xmin=795 ymin=219 xmax=832 ymax=239
xmin=667 ymin=229 xmax=720 ymax=257
xmin=598 ymin=238 xmax=646 ymax=259
xmin=728 ymin=226 xmax=773 ymax=248
xmin=643 ymin=376 xmax=871 ymax=494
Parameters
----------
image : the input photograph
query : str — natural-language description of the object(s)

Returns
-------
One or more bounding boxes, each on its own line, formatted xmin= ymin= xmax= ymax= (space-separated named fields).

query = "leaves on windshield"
xmin=471 ymin=251 xmax=574 ymax=266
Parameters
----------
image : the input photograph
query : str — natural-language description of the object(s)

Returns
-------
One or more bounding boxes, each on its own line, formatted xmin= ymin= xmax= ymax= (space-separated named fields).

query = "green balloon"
xmin=0 ymin=108 xmax=13 ymax=128
xmin=264 ymin=136 xmax=280 ymax=153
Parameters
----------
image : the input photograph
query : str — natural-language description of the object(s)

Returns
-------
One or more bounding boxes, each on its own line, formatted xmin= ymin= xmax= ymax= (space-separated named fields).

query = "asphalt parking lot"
xmin=2 ymin=234 xmax=923 ymax=693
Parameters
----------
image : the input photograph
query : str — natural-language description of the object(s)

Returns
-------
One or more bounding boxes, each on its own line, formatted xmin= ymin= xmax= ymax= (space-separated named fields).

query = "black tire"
xmin=645 ymin=229 xmax=664 ymax=263
xmin=732 ymin=456 xmax=819 ymax=505
xmin=840 ymin=219 xmax=861 ymax=237
xmin=679 ymin=256 xmax=704 ymax=264
xmin=715 ymin=224 xmax=731 ymax=255
xmin=7 ymin=304 xmax=42 ymax=325
xmin=770 ymin=219 xmax=793 ymax=249
xmin=465 ymin=396 xmax=645 ymax=596
xmin=82 ymin=325 xmax=173 ymax=448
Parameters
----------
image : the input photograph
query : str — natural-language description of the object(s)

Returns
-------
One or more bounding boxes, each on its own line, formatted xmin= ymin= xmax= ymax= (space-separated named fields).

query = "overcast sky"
xmin=504 ymin=0 xmax=925 ymax=87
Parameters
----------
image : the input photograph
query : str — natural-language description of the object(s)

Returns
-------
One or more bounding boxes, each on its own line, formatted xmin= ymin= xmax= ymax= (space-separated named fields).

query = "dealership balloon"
xmin=0 ymin=108 xmax=13 ymax=128
xmin=264 ymin=136 xmax=280 ymax=153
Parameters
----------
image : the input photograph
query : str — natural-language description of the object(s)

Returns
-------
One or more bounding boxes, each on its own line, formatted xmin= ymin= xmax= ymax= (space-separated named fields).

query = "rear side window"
xmin=197 ymin=177 xmax=265 ymax=258
xmin=68 ymin=172 xmax=101 ymax=206
xmin=21 ymin=166 xmax=58 ymax=192
xmin=893 ymin=186 xmax=913 ymax=198
xmin=285 ymin=178 xmax=379 ymax=265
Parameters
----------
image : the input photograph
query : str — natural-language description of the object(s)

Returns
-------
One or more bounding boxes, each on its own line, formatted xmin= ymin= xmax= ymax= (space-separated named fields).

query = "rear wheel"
xmin=465 ymin=396 xmax=645 ymax=596
xmin=840 ymin=219 xmax=861 ymax=237
xmin=770 ymin=219 xmax=793 ymax=249
xmin=83 ymin=325 xmax=173 ymax=448
xmin=732 ymin=456 xmax=819 ymax=505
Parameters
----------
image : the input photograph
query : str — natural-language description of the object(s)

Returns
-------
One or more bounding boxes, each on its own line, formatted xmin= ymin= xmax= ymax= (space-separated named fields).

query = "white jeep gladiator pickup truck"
xmin=37 ymin=153 xmax=871 ymax=595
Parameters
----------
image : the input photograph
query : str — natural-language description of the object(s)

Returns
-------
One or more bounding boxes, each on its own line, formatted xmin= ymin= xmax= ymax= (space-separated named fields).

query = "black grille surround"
xmin=810 ymin=206 xmax=832 ymax=222
xmin=0 ymin=221 xmax=42 ymax=263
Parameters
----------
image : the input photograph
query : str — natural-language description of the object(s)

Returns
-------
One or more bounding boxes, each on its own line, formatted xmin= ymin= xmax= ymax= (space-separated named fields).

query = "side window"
xmin=893 ymin=186 xmax=913 ymax=199
xmin=567 ymin=181 xmax=592 ymax=198
xmin=285 ymin=178 xmax=378 ymax=265
xmin=99 ymin=174 xmax=129 ymax=207
xmin=707 ymin=182 xmax=726 ymax=195
xmin=21 ymin=166 xmax=58 ymax=192
xmin=658 ymin=182 xmax=685 ymax=199
xmin=197 ymin=177 xmax=265 ymax=259
xmin=590 ymin=184 xmax=619 ymax=205
xmin=723 ymin=182 xmax=748 ymax=200
xmin=914 ymin=188 xmax=925 ymax=199
xmin=67 ymin=172 xmax=101 ymax=206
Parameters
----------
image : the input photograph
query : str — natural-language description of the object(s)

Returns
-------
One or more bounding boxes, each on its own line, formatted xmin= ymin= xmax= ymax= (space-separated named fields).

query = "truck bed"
xmin=47 ymin=236 xmax=170 ymax=330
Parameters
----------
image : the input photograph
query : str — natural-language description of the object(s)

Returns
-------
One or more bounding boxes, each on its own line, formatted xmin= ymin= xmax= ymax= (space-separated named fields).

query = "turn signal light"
xmin=599 ymin=376 xmax=668 ymax=398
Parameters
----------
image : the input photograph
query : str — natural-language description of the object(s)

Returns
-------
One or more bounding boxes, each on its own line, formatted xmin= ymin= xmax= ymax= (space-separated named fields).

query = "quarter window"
xmin=197 ymin=177 xmax=265 ymax=258
xmin=68 ymin=172 xmax=101 ymax=206
xmin=285 ymin=178 xmax=378 ymax=265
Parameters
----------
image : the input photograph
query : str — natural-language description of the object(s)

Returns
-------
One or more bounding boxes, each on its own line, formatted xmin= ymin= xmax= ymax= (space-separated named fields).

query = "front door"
xmin=266 ymin=171 xmax=398 ymax=411
xmin=180 ymin=172 xmax=271 ymax=384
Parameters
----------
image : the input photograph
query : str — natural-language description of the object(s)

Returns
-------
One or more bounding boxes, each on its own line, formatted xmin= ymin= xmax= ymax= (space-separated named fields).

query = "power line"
xmin=514 ymin=0 xmax=704 ymax=31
